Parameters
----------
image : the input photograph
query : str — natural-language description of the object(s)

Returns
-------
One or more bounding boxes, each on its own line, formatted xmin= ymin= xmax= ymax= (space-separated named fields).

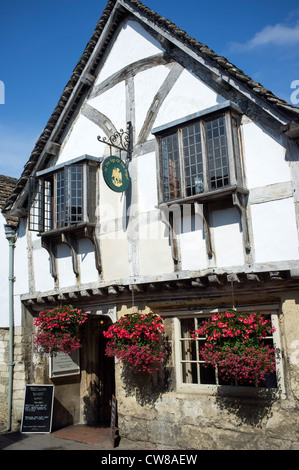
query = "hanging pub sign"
xmin=102 ymin=156 xmax=130 ymax=193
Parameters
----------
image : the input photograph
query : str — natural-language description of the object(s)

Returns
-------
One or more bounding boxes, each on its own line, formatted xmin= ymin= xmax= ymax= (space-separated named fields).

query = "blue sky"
xmin=0 ymin=0 xmax=299 ymax=178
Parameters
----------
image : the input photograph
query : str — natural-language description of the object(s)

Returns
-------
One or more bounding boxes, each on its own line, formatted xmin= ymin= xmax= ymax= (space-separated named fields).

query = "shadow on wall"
xmin=121 ymin=365 xmax=173 ymax=407
xmin=120 ymin=339 xmax=173 ymax=407
xmin=52 ymin=397 xmax=74 ymax=431
xmin=83 ymin=380 xmax=100 ymax=426
xmin=215 ymin=388 xmax=278 ymax=427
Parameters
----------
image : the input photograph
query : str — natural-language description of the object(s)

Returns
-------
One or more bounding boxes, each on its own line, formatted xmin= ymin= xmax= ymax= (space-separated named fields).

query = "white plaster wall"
xmin=99 ymin=168 xmax=128 ymax=234
xmin=180 ymin=209 xmax=208 ymax=271
xmin=134 ymin=65 xmax=170 ymax=141
xmin=32 ymin=233 xmax=54 ymax=293
xmin=210 ymin=207 xmax=244 ymax=267
xmin=94 ymin=20 xmax=164 ymax=84
xmin=78 ymin=239 xmax=99 ymax=284
xmin=32 ymin=236 xmax=99 ymax=291
xmin=97 ymin=169 xmax=131 ymax=280
xmin=251 ymin=198 xmax=299 ymax=263
xmin=0 ymin=214 xmax=10 ymax=327
xmin=0 ymin=217 xmax=29 ymax=327
xmin=242 ymin=120 xmax=291 ymax=189
xmin=100 ymin=234 xmax=130 ymax=280
xmin=139 ymin=218 xmax=174 ymax=277
xmin=13 ymin=219 xmax=29 ymax=326
xmin=137 ymin=152 xmax=158 ymax=213
xmin=88 ymin=81 xmax=126 ymax=137
xmin=153 ymin=69 xmax=225 ymax=129
xmin=56 ymin=244 xmax=76 ymax=288
xmin=58 ymin=114 xmax=105 ymax=165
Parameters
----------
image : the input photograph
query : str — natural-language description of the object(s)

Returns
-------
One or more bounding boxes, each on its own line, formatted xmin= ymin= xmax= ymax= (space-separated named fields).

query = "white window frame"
xmin=173 ymin=306 xmax=285 ymax=397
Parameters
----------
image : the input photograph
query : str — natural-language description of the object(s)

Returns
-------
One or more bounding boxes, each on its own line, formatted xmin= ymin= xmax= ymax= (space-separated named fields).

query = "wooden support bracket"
xmin=84 ymin=225 xmax=102 ymax=274
xmin=232 ymin=191 xmax=251 ymax=252
xmin=41 ymin=238 xmax=57 ymax=279
xmin=61 ymin=233 xmax=79 ymax=277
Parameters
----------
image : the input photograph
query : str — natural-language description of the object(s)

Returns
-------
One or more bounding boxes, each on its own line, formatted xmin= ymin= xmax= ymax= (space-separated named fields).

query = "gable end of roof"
xmin=3 ymin=0 xmax=299 ymax=216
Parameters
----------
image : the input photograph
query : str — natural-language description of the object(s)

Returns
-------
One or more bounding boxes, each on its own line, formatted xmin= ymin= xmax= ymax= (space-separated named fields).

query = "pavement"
xmin=0 ymin=424 xmax=177 ymax=452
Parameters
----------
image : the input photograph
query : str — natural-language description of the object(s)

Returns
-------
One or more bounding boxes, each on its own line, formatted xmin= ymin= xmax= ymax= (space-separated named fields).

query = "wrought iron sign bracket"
xmin=97 ymin=121 xmax=133 ymax=161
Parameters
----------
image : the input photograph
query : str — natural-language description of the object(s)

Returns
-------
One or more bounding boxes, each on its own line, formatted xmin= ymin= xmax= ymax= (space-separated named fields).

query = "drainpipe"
xmin=5 ymin=225 xmax=16 ymax=432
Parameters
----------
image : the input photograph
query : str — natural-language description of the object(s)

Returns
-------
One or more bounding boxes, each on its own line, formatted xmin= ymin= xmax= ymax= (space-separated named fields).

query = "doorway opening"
xmin=80 ymin=315 xmax=115 ymax=426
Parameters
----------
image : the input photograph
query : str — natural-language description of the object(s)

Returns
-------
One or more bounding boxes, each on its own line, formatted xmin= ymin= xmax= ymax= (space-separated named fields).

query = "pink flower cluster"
xmin=103 ymin=312 xmax=165 ymax=373
xmin=192 ymin=310 xmax=277 ymax=385
xmin=33 ymin=330 xmax=82 ymax=355
xmin=33 ymin=305 xmax=88 ymax=355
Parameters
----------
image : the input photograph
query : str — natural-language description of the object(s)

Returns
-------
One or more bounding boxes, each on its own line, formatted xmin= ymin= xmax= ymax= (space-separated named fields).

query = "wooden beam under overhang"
xmin=21 ymin=269 xmax=293 ymax=310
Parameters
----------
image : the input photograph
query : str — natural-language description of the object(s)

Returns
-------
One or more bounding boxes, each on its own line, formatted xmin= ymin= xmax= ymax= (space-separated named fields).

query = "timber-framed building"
xmin=1 ymin=0 xmax=299 ymax=449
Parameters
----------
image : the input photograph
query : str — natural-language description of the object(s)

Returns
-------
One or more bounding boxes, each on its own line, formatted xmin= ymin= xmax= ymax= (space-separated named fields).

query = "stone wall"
xmin=116 ymin=383 xmax=299 ymax=450
xmin=115 ymin=297 xmax=299 ymax=450
xmin=0 ymin=327 xmax=27 ymax=430
xmin=0 ymin=328 xmax=9 ymax=427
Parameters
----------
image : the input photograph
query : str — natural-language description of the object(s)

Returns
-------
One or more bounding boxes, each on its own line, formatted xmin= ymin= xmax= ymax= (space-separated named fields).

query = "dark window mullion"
xmin=65 ymin=165 xmax=70 ymax=226
xmin=55 ymin=170 xmax=66 ymax=229
xmin=161 ymin=133 xmax=181 ymax=200
xmin=206 ymin=115 xmax=230 ymax=190
xmin=69 ymin=164 xmax=83 ymax=225
xmin=178 ymin=128 xmax=186 ymax=198
xmin=230 ymin=113 xmax=243 ymax=186
xmin=200 ymin=121 xmax=209 ymax=193
xmin=83 ymin=163 xmax=88 ymax=223
xmin=225 ymin=112 xmax=237 ymax=187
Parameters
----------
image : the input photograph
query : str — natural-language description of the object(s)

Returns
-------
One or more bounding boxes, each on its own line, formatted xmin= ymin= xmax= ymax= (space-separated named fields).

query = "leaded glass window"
xmin=159 ymin=111 xmax=243 ymax=202
xmin=28 ymin=158 xmax=98 ymax=232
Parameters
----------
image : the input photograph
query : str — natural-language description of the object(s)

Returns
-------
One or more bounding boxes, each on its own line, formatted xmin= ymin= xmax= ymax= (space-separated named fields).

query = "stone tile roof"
xmin=3 ymin=0 xmax=299 ymax=215
xmin=0 ymin=174 xmax=18 ymax=225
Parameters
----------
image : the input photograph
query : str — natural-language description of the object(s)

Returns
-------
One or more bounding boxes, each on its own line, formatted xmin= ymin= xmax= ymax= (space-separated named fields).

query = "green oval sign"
xmin=102 ymin=156 xmax=131 ymax=192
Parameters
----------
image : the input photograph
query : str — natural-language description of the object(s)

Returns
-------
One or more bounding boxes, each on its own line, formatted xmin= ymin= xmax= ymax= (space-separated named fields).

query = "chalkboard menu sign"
xmin=21 ymin=385 xmax=54 ymax=434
